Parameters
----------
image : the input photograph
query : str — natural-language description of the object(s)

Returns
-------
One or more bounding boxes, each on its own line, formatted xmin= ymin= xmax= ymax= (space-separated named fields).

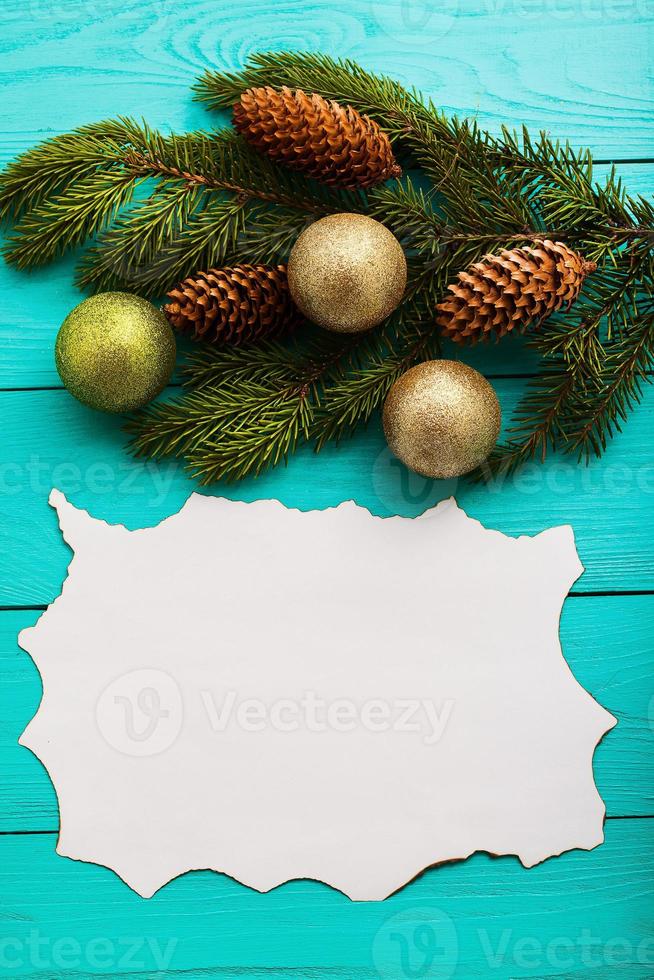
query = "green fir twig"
xmin=1 ymin=51 xmax=652 ymax=483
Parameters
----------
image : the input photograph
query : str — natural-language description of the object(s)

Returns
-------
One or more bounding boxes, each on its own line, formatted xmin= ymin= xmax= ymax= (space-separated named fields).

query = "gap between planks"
xmin=1 ymin=815 xmax=652 ymax=839
xmin=3 ymin=590 xmax=654 ymax=613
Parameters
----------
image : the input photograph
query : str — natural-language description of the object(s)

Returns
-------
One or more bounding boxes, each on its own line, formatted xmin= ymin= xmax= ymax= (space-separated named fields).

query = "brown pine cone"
xmin=436 ymin=240 xmax=597 ymax=345
xmin=233 ymin=86 xmax=401 ymax=189
xmin=164 ymin=264 xmax=299 ymax=346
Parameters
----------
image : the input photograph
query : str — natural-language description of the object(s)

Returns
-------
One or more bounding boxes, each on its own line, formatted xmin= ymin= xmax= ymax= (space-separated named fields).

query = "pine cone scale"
xmin=164 ymin=264 xmax=300 ymax=346
xmin=233 ymin=86 xmax=401 ymax=189
xmin=436 ymin=240 xmax=597 ymax=345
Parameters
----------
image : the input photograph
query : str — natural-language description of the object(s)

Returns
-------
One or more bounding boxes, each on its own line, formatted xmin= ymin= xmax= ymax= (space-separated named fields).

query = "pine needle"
xmin=1 ymin=52 xmax=653 ymax=482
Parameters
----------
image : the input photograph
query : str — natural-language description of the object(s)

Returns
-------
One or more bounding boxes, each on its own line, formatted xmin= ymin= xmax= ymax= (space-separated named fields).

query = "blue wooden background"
xmin=1 ymin=1 xmax=653 ymax=977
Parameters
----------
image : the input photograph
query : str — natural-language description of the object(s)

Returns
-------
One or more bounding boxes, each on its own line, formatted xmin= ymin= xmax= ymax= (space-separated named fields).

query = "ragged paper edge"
xmin=17 ymin=489 xmax=618 ymax=899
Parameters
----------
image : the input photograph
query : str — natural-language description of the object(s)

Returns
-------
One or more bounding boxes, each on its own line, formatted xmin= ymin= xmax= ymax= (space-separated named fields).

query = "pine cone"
xmin=233 ymin=86 xmax=401 ymax=189
xmin=436 ymin=240 xmax=597 ymax=345
xmin=164 ymin=265 xmax=299 ymax=345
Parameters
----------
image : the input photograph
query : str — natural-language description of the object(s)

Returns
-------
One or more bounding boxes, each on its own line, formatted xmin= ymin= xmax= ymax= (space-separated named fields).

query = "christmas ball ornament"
xmin=55 ymin=292 xmax=176 ymax=413
xmin=383 ymin=360 xmax=501 ymax=479
xmin=287 ymin=213 xmax=407 ymax=333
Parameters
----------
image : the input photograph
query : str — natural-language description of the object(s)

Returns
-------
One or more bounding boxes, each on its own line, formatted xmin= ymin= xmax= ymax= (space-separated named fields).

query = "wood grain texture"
xmin=2 ymin=597 xmax=652 ymax=833
xmin=0 ymin=0 xmax=652 ymax=389
xmin=1 ymin=383 xmax=653 ymax=604
xmin=1 ymin=2 xmax=653 ymax=977
xmin=0 ymin=821 xmax=652 ymax=978
xmin=1 ymin=0 xmax=652 ymax=166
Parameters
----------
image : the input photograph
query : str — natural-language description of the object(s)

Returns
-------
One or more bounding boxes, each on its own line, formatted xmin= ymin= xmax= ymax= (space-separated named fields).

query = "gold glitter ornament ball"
xmin=287 ymin=213 xmax=407 ymax=333
xmin=55 ymin=292 xmax=176 ymax=413
xmin=383 ymin=360 xmax=501 ymax=479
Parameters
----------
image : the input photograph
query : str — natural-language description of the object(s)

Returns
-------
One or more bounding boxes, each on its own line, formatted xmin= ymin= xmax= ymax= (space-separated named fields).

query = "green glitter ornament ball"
xmin=55 ymin=292 xmax=176 ymax=413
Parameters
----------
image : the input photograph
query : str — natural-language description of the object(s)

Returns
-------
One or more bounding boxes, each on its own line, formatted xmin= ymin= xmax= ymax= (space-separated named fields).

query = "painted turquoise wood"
xmin=1 ymin=384 xmax=654 ymax=603
xmin=1 ymin=0 xmax=653 ymax=978
xmin=1 ymin=0 xmax=652 ymax=166
xmin=0 ymin=821 xmax=652 ymax=978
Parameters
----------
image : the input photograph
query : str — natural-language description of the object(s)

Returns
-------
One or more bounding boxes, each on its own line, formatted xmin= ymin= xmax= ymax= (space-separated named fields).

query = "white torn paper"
xmin=19 ymin=490 xmax=616 ymax=899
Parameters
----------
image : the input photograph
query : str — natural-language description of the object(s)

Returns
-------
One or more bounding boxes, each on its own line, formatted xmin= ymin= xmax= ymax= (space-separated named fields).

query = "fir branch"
xmin=199 ymin=52 xmax=652 ymax=250
xmin=230 ymin=206 xmax=312 ymax=265
xmin=75 ymin=181 xmax=204 ymax=293
xmin=314 ymin=315 xmax=440 ymax=449
xmin=185 ymin=393 xmax=314 ymax=484
xmin=127 ymin=303 xmax=442 ymax=482
xmin=133 ymin=195 xmax=251 ymax=297
xmin=1 ymin=120 xmax=365 ymax=278
xmin=76 ymin=190 xmax=252 ymax=297
xmin=0 ymin=119 xmax=139 ymax=222
xmin=370 ymin=170 xmax=650 ymax=278
xmin=123 ymin=127 xmax=365 ymax=216
xmin=2 ymin=51 xmax=653 ymax=484
xmin=482 ymin=318 xmax=603 ymax=477
xmin=194 ymin=50 xmax=419 ymax=141
xmin=124 ymin=149 xmax=330 ymax=215
xmin=3 ymin=169 xmax=140 ymax=268
xmin=566 ymin=310 xmax=654 ymax=458
xmin=368 ymin=179 xmax=442 ymax=256
xmin=482 ymin=282 xmax=644 ymax=477
xmin=126 ymin=333 xmax=358 ymax=482
xmin=483 ymin=371 xmax=578 ymax=479
xmin=404 ymin=115 xmax=536 ymax=234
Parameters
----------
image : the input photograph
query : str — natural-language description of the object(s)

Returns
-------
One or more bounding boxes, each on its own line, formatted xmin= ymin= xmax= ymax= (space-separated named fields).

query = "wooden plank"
xmin=2 ymin=3 xmax=652 ymax=976
xmin=1 ymin=383 xmax=653 ymax=604
xmin=1 ymin=597 xmax=651 ymax=833
xmin=0 ymin=820 xmax=651 ymax=977
xmin=1 ymin=0 xmax=652 ymax=167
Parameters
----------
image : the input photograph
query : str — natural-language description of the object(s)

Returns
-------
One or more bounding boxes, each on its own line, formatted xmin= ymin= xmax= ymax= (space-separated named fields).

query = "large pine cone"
xmin=164 ymin=264 xmax=299 ymax=345
xmin=436 ymin=240 xmax=597 ymax=345
xmin=233 ymin=86 xmax=401 ymax=189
